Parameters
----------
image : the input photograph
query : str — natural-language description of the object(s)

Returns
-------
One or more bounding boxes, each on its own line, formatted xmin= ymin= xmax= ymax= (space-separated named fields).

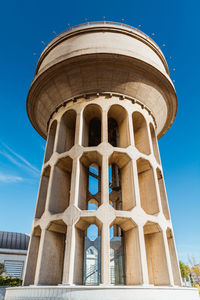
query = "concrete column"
xmin=138 ymin=225 xmax=149 ymax=285
xmin=69 ymin=158 xmax=80 ymax=206
xmin=75 ymin=112 xmax=81 ymax=145
xmin=102 ymin=110 xmax=108 ymax=143
xmin=128 ymin=113 xmax=135 ymax=146
xmin=44 ymin=165 xmax=55 ymax=212
xmin=166 ymin=228 xmax=182 ymax=286
xmin=132 ymin=160 xmax=141 ymax=207
xmin=62 ymin=225 xmax=75 ymax=284
xmin=44 ymin=121 xmax=57 ymax=163
xmin=34 ymin=228 xmax=46 ymax=285
xmin=101 ymin=223 xmax=110 ymax=285
xmin=53 ymin=119 xmax=61 ymax=153
xmin=152 ymin=167 xmax=163 ymax=214
xmin=146 ymin=119 xmax=154 ymax=156
xmin=101 ymin=155 xmax=109 ymax=205
xmin=23 ymin=229 xmax=41 ymax=286
xmin=162 ymin=229 xmax=175 ymax=286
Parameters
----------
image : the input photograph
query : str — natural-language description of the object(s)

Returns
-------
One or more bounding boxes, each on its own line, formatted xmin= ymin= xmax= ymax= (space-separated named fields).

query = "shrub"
xmin=0 ymin=275 xmax=22 ymax=287
xmin=0 ymin=263 xmax=5 ymax=275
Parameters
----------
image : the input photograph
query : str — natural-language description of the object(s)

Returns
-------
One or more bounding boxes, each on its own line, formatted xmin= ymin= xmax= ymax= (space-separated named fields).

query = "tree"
xmin=179 ymin=261 xmax=191 ymax=281
xmin=188 ymin=255 xmax=200 ymax=284
xmin=0 ymin=263 xmax=5 ymax=275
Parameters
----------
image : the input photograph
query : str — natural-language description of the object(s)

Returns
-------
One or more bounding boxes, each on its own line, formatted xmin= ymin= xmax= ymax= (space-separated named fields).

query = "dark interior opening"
xmin=89 ymin=118 xmax=101 ymax=146
xmin=108 ymin=118 xmax=119 ymax=147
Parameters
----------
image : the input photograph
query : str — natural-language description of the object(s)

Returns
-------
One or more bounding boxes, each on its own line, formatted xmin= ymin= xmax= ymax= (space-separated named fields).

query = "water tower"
xmin=5 ymin=22 xmax=198 ymax=300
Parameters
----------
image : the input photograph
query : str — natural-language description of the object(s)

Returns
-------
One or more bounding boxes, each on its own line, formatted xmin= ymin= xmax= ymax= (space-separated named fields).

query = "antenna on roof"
xmin=41 ymin=41 xmax=46 ymax=46
xmin=151 ymin=32 xmax=155 ymax=36
xmin=138 ymin=24 xmax=142 ymax=28
xmin=52 ymin=31 xmax=57 ymax=35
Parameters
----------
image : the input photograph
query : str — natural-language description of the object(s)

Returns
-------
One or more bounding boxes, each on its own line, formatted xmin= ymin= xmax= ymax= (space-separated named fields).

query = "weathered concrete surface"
xmin=5 ymin=286 xmax=199 ymax=300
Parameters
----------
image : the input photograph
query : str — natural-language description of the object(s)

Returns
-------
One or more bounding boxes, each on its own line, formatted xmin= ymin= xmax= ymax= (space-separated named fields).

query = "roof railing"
xmin=63 ymin=21 xmax=158 ymax=49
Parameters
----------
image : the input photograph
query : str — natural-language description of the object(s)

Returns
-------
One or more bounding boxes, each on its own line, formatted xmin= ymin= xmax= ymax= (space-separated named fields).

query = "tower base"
xmin=5 ymin=285 xmax=199 ymax=300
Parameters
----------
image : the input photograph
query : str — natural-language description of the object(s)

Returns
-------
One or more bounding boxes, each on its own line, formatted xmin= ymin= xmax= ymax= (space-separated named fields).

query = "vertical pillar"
xmin=101 ymin=223 xmax=110 ymax=285
xmin=69 ymin=158 xmax=80 ymax=207
xmin=152 ymin=167 xmax=163 ymax=213
xmin=44 ymin=165 xmax=55 ymax=212
xmin=62 ymin=225 xmax=75 ymax=285
xmin=101 ymin=155 xmax=109 ymax=205
xmin=128 ymin=113 xmax=135 ymax=146
xmin=138 ymin=224 xmax=149 ymax=285
xmin=162 ymin=229 xmax=175 ymax=286
xmin=132 ymin=160 xmax=141 ymax=207
xmin=53 ymin=119 xmax=61 ymax=153
xmin=75 ymin=112 xmax=82 ymax=145
xmin=146 ymin=119 xmax=154 ymax=156
xmin=102 ymin=110 xmax=108 ymax=143
xmin=34 ymin=228 xmax=46 ymax=285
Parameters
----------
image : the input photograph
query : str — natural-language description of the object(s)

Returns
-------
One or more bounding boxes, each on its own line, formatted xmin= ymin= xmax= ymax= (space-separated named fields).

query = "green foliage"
xmin=192 ymin=265 xmax=200 ymax=276
xmin=0 ymin=275 xmax=22 ymax=287
xmin=179 ymin=261 xmax=191 ymax=281
xmin=0 ymin=263 xmax=5 ymax=275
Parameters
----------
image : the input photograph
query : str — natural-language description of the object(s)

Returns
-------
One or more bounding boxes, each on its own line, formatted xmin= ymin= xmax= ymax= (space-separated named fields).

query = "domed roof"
xmin=27 ymin=21 xmax=177 ymax=139
xmin=0 ymin=231 xmax=30 ymax=250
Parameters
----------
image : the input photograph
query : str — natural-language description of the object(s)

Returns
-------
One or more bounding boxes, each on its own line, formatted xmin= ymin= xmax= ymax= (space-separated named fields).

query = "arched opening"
xmin=88 ymin=164 xmax=101 ymax=210
xmin=35 ymin=166 xmax=50 ymax=218
xmin=166 ymin=228 xmax=182 ymax=286
xmin=45 ymin=120 xmax=57 ymax=162
xmin=23 ymin=226 xmax=41 ymax=286
xmin=74 ymin=219 xmax=101 ymax=285
xmin=132 ymin=112 xmax=150 ymax=155
xmin=108 ymin=105 xmax=130 ymax=148
xmin=109 ymin=164 xmax=122 ymax=210
xmin=82 ymin=104 xmax=102 ymax=147
xmin=109 ymin=152 xmax=136 ymax=211
xmin=110 ymin=218 xmax=142 ymax=285
xmin=78 ymin=152 xmax=102 ymax=210
xmin=56 ymin=109 xmax=76 ymax=153
xmin=150 ymin=123 xmax=160 ymax=163
xmin=48 ymin=157 xmax=72 ymax=214
xmin=144 ymin=222 xmax=170 ymax=286
xmin=156 ymin=168 xmax=170 ymax=219
xmin=37 ymin=221 xmax=67 ymax=285
xmin=137 ymin=158 xmax=159 ymax=215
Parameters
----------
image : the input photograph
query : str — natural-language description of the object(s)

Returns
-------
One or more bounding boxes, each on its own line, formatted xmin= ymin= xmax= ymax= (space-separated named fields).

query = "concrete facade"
xmin=5 ymin=22 xmax=199 ymax=299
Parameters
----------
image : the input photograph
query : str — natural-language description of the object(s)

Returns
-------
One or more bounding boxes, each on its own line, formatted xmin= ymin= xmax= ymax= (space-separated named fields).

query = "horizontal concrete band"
xmin=5 ymin=286 xmax=199 ymax=300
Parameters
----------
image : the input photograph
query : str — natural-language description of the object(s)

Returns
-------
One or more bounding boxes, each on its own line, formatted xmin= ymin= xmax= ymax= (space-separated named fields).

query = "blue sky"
xmin=0 ymin=0 xmax=199 ymax=264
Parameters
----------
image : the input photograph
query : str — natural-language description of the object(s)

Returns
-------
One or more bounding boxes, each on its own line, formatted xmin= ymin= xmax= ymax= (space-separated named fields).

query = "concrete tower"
xmin=5 ymin=22 xmax=198 ymax=300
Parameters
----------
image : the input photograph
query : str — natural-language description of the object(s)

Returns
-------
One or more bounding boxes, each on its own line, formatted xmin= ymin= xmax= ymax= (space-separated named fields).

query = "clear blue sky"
xmin=0 ymin=0 xmax=199 ymax=264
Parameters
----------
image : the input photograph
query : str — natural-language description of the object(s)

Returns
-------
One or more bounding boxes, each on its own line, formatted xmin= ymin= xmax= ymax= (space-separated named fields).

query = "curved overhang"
xmin=27 ymin=22 xmax=177 ymax=139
